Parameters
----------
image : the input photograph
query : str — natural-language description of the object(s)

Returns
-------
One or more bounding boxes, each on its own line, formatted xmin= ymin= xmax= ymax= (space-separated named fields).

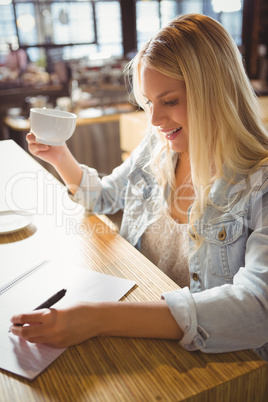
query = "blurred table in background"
xmin=120 ymin=111 xmax=147 ymax=160
xmin=251 ymin=80 xmax=268 ymax=96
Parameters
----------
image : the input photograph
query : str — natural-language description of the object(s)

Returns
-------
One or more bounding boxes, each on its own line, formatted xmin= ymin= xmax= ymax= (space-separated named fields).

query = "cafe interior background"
xmin=0 ymin=0 xmax=267 ymax=202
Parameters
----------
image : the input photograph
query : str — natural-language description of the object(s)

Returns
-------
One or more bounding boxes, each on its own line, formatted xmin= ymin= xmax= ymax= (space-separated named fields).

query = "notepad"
xmin=0 ymin=260 xmax=136 ymax=380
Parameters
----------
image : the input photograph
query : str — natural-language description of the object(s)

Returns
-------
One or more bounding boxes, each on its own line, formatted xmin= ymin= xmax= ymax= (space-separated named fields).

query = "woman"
xmin=10 ymin=14 xmax=268 ymax=360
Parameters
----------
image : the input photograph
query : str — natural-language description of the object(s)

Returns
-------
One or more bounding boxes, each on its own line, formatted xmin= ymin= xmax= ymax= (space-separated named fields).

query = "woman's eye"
xmin=164 ymin=100 xmax=178 ymax=106
xmin=144 ymin=99 xmax=178 ymax=107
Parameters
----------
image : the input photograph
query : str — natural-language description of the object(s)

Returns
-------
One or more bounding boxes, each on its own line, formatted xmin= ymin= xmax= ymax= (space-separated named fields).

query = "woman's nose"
xmin=150 ymin=105 xmax=168 ymax=127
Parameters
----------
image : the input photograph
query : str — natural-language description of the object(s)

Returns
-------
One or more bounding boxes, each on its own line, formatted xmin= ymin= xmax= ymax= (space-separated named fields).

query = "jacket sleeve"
xmin=68 ymin=135 xmax=149 ymax=215
xmin=162 ymin=187 xmax=268 ymax=355
xmin=68 ymin=161 xmax=130 ymax=214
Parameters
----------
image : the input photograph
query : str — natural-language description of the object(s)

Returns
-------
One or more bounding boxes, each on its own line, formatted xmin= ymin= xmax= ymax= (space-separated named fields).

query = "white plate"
xmin=0 ymin=210 xmax=35 ymax=234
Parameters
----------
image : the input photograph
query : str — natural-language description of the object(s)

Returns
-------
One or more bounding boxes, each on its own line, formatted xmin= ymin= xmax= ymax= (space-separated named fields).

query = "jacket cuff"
xmin=67 ymin=165 xmax=100 ymax=208
xmin=162 ymin=287 xmax=209 ymax=351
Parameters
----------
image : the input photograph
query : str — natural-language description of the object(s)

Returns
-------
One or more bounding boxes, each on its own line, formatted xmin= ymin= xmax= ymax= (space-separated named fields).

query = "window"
xmin=0 ymin=0 xmax=123 ymax=64
xmin=0 ymin=4 xmax=17 ymax=64
xmin=95 ymin=1 xmax=122 ymax=56
xmin=135 ymin=0 xmax=243 ymax=50
xmin=51 ymin=3 xmax=95 ymax=45
xmin=0 ymin=0 xmax=244 ymax=86
xmin=136 ymin=1 xmax=159 ymax=47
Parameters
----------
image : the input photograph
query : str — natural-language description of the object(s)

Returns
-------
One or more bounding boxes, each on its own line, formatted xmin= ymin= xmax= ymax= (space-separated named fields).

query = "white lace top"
xmin=140 ymin=211 xmax=190 ymax=288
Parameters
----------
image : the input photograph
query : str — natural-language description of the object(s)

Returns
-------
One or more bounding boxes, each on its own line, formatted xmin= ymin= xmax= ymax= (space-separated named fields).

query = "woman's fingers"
xmin=26 ymin=132 xmax=53 ymax=160
xmin=31 ymin=143 xmax=50 ymax=155
xmin=10 ymin=303 xmax=99 ymax=348
xmin=10 ymin=308 xmax=69 ymax=347
xmin=26 ymin=132 xmax=36 ymax=143
xmin=10 ymin=309 xmax=51 ymax=330
xmin=26 ymin=133 xmax=48 ymax=150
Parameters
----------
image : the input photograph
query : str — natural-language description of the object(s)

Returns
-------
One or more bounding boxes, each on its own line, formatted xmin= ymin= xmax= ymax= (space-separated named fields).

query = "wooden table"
xmin=0 ymin=140 xmax=267 ymax=402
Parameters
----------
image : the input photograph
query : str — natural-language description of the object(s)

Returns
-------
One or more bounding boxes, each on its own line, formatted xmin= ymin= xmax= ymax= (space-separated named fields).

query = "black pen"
xmin=10 ymin=289 xmax=67 ymax=329
xmin=33 ymin=288 xmax=67 ymax=310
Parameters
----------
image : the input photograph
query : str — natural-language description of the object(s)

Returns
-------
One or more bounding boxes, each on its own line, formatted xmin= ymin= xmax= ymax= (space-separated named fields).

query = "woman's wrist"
xmin=51 ymin=144 xmax=71 ymax=171
xmin=52 ymin=145 xmax=83 ymax=193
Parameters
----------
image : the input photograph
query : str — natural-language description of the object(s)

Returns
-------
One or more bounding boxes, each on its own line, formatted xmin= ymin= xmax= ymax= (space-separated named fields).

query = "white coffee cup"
xmin=30 ymin=108 xmax=77 ymax=146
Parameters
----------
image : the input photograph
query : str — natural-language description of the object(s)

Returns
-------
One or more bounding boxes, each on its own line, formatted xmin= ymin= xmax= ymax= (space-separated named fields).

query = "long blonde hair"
xmin=127 ymin=13 xmax=268 ymax=223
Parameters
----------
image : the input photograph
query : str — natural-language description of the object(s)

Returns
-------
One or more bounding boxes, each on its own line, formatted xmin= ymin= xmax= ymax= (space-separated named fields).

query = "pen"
xmin=33 ymin=288 xmax=67 ymax=310
xmin=10 ymin=289 xmax=67 ymax=329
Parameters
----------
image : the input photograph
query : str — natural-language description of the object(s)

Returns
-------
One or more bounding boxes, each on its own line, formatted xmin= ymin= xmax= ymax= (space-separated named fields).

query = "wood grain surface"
xmin=0 ymin=140 xmax=267 ymax=402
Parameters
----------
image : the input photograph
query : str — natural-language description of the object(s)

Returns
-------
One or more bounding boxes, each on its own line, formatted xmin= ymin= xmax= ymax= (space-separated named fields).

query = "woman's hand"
xmin=26 ymin=132 xmax=67 ymax=167
xmin=10 ymin=302 xmax=100 ymax=348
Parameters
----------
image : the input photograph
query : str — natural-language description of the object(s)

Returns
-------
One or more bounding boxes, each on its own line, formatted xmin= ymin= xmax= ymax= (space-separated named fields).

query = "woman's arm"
xmin=27 ymin=133 xmax=83 ymax=193
xmin=10 ymin=300 xmax=183 ymax=348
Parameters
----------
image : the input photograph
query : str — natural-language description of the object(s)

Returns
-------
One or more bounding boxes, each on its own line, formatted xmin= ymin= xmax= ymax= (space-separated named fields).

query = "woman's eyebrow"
xmin=157 ymin=90 xmax=179 ymax=98
xmin=142 ymin=89 xmax=179 ymax=99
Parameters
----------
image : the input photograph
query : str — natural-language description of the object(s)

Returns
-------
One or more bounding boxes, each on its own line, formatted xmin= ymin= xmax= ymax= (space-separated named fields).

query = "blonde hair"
xmin=127 ymin=13 xmax=268 ymax=224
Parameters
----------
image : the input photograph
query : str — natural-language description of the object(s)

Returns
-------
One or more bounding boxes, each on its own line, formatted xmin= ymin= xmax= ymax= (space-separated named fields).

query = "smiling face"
xmin=140 ymin=64 xmax=189 ymax=154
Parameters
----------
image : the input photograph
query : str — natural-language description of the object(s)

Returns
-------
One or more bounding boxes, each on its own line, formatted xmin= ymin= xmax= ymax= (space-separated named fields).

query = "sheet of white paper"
xmin=0 ymin=260 xmax=136 ymax=380
xmin=0 ymin=238 xmax=48 ymax=287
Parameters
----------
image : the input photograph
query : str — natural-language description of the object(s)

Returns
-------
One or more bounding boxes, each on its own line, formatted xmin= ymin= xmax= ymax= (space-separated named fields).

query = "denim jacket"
xmin=70 ymin=135 xmax=268 ymax=360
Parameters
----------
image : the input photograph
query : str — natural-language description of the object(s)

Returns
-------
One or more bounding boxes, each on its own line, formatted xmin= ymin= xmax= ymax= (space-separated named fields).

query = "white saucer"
xmin=0 ymin=210 xmax=35 ymax=234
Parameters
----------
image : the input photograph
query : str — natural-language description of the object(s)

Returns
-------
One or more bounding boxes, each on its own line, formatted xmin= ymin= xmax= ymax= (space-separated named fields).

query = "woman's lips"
xmin=161 ymin=127 xmax=182 ymax=140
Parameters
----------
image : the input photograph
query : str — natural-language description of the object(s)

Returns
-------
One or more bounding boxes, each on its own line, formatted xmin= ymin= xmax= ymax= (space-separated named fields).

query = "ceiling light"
xmin=17 ymin=14 xmax=36 ymax=32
